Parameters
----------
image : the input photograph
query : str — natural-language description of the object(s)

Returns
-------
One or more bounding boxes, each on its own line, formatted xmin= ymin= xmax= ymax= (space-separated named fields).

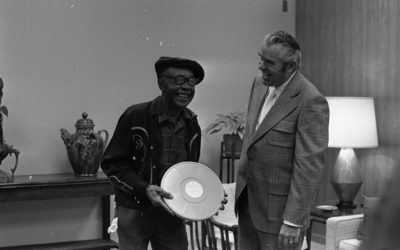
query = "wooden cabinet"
xmin=0 ymin=172 xmax=118 ymax=250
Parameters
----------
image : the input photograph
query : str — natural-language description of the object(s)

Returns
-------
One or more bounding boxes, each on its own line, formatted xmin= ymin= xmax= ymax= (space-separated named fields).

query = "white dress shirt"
xmin=256 ymin=71 xmax=295 ymax=130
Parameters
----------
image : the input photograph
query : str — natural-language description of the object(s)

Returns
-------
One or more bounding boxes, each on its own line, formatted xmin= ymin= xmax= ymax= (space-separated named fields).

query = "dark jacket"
xmin=101 ymin=97 xmax=201 ymax=210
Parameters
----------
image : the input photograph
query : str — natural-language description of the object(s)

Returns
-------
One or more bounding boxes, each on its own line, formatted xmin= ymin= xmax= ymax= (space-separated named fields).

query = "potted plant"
xmin=203 ymin=111 xmax=246 ymax=156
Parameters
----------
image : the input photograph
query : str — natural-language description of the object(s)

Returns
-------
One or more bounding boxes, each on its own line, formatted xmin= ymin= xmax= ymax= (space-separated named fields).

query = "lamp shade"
xmin=326 ymin=97 xmax=378 ymax=148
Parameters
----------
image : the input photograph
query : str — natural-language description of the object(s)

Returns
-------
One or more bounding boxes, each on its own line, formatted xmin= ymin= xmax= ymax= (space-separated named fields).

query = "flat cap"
xmin=155 ymin=56 xmax=205 ymax=84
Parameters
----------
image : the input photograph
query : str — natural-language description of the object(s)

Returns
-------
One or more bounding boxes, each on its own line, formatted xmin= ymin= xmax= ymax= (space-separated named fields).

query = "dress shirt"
xmin=155 ymin=98 xmax=192 ymax=185
xmin=256 ymin=71 xmax=296 ymax=130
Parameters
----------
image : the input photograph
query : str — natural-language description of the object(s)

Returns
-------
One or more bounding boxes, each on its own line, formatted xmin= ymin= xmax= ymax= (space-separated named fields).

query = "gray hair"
xmin=263 ymin=31 xmax=301 ymax=70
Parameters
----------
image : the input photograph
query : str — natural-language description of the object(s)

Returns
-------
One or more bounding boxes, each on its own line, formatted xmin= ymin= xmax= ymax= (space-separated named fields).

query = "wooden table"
xmin=219 ymin=142 xmax=240 ymax=184
xmin=307 ymin=201 xmax=364 ymax=250
xmin=0 ymin=172 xmax=119 ymax=250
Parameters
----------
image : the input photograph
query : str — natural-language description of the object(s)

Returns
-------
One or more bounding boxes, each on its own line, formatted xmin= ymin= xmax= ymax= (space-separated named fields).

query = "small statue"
xmin=60 ymin=112 xmax=109 ymax=177
xmin=0 ymin=78 xmax=20 ymax=183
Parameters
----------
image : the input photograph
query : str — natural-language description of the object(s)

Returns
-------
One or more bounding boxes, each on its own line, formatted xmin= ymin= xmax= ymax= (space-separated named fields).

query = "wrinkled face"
xmin=258 ymin=43 xmax=294 ymax=87
xmin=158 ymin=67 xmax=196 ymax=114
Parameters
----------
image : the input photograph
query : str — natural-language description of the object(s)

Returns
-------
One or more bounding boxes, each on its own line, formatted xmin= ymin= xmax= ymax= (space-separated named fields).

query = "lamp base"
xmin=331 ymin=182 xmax=362 ymax=209
xmin=331 ymin=148 xmax=363 ymax=210
xmin=336 ymin=201 xmax=357 ymax=209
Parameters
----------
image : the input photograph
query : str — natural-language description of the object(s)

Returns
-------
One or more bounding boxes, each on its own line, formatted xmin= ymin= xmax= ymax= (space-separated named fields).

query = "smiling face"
xmin=258 ymin=43 xmax=295 ymax=87
xmin=158 ymin=66 xmax=196 ymax=116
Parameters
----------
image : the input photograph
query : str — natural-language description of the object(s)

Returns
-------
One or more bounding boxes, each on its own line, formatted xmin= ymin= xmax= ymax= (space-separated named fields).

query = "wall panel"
xmin=296 ymin=0 xmax=400 ymax=243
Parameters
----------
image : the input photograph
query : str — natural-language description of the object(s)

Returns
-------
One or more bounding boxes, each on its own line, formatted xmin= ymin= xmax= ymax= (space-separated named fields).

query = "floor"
xmin=187 ymin=241 xmax=326 ymax=250
xmin=309 ymin=241 xmax=325 ymax=250
xmin=119 ymin=241 xmax=326 ymax=250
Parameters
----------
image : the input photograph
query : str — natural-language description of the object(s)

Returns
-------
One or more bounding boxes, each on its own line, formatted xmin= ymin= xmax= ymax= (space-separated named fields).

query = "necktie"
xmin=256 ymin=87 xmax=276 ymax=131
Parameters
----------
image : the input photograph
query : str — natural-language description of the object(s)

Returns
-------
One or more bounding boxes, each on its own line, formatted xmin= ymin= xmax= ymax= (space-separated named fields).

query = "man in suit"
xmin=235 ymin=31 xmax=329 ymax=249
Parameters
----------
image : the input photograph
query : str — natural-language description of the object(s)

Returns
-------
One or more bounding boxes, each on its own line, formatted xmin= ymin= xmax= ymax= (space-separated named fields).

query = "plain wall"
xmin=0 ymin=0 xmax=295 ymax=247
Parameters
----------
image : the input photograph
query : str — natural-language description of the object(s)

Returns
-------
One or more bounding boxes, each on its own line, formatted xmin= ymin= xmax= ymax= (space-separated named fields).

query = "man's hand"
xmin=278 ymin=224 xmax=301 ymax=248
xmin=215 ymin=189 xmax=228 ymax=216
xmin=146 ymin=185 xmax=175 ymax=216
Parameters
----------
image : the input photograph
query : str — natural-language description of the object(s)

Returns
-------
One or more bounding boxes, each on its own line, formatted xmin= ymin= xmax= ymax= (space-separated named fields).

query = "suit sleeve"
xmin=283 ymin=94 xmax=329 ymax=226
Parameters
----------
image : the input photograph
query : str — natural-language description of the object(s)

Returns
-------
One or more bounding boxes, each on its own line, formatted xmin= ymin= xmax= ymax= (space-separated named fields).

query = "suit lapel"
xmin=249 ymin=72 xmax=303 ymax=145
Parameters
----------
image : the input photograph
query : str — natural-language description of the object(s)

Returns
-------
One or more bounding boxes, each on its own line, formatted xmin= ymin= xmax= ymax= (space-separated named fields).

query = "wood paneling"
xmin=296 ymin=0 xmax=400 ymax=241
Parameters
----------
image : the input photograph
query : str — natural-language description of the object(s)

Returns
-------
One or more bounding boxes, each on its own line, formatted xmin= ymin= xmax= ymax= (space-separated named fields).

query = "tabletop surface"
xmin=0 ymin=172 xmax=109 ymax=188
xmin=311 ymin=200 xmax=364 ymax=219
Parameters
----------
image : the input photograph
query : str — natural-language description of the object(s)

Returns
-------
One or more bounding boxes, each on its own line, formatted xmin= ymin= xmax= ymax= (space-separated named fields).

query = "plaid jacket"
xmin=235 ymin=72 xmax=329 ymax=234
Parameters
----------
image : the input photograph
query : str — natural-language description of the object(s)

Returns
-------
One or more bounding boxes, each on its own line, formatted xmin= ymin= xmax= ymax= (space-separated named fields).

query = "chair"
xmin=219 ymin=142 xmax=240 ymax=183
xmin=203 ymin=217 xmax=238 ymax=250
xmin=185 ymin=220 xmax=202 ymax=250
xmin=326 ymin=214 xmax=364 ymax=250
xmin=202 ymin=182 xmax=238 ymax=250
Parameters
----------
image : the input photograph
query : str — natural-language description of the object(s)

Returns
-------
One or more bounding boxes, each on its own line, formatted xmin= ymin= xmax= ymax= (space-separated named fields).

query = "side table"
xmin=219 ymin=142 xmax=240 ymax=183
xmin=0 ymin=172 xmax=118 ymax=250
xmin=306 ymin=201 xmax=364 ymax=250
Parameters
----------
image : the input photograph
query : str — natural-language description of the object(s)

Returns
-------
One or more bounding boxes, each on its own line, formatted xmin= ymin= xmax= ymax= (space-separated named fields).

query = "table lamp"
xmin=326 ymin=97 xmax=378 ymax=209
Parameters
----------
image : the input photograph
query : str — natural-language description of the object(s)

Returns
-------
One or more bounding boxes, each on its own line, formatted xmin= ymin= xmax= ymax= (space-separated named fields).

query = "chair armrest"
xmin=326 ymin=214 xmax=364 ymax=250
xmin=209 ymin=217 xmax=238 ymax=231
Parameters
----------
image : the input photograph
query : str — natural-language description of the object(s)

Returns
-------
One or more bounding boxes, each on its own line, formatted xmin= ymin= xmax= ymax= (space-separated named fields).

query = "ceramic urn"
xmin=60 ymin=112 xmax=109 ymax=177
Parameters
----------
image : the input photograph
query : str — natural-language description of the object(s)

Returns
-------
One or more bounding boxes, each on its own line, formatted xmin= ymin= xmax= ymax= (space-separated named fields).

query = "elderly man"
xmin=235 ymin=31 xmax=330 ymax=249
xmin=101 ymin=56 xmax=206 ymax=250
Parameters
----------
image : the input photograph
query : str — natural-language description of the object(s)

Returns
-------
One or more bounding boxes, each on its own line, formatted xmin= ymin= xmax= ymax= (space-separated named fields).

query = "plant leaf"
xmin=203 ymin=111 xmax=247 ymax=136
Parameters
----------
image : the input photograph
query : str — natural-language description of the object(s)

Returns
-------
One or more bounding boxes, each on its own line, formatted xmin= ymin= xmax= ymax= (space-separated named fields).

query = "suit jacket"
xmin=234 ymin=72 xmax=329 ymax=234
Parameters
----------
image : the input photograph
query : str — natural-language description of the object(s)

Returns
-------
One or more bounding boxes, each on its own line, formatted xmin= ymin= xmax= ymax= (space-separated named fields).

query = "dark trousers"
xmin=116 ymin=203 xmax=188 ymax=250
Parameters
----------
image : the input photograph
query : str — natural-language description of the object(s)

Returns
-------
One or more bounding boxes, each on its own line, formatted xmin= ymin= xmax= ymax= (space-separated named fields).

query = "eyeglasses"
xmin=160 ymin=75 xmax=198 ymax=87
